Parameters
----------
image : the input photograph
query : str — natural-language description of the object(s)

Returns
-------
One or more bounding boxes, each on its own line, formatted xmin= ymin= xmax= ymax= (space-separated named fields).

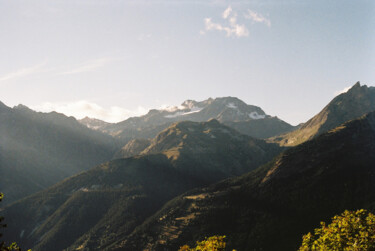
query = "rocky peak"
xmin=13 ymin=104 xmax=33 ymax=112
xmin=181 ymin=100 xmax=198 ymax=109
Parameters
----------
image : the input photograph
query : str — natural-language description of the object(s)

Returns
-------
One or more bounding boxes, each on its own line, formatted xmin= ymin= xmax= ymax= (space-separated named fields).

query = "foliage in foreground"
xmin=299 ymin=209 xmax=375 ymax=251
xmin=0 ymin=193 xmax=29 ymax=251
xmin=179 ymin=235 xmax=236 ymax=251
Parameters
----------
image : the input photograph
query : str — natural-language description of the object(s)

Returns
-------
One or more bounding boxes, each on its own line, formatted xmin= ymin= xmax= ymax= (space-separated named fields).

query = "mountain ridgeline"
xmin=2 ymin=120 xmax=282 ymax=251
xmin=116 ymin=120 xmax=282 ymax=180
xmin=80 ymin=97 xmax=296 ymax=142
xmin=118 ymin=111 xmax=375 ymax=251
xmin=0 ymin=103 xmax=119 ymax=204
xmin=270 ymin=82 xmax=375 ymax=146
xmin=2 ymin=81 xmax=375 ymax=251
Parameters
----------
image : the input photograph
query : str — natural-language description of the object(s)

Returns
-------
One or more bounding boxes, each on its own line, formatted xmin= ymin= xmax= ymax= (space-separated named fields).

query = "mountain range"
xmin=1 ymin=81 xmax=375 ymax=251
xmin=80 ymin=97 xmax=296 ymax=141
xmin=2 ymin=120 xmax=281 ymax=251
xmin=118 ymin=111 xmax=375 ymax=250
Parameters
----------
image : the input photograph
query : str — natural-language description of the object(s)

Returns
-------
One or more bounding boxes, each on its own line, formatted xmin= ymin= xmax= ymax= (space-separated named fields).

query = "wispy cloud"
xmin=222 ymin=5 xmax=232 ymax=19
xmin=31 ymin=100 xmax=148 ymax=123
xmin=244 ymin=9 xmax=271 ymax=27
xmin=334 ymin=86 xmax=351 ymax=96
xmin=0 ymin=62 xmax=47 ymax=82
xmin=60 ymin=58 xmax=113 ymax=75
xmin=203 ymin=6 xmax=249 ymax=38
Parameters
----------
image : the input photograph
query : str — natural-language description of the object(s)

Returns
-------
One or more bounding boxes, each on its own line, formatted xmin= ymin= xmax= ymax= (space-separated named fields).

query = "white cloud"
xmin=334 ymin=86 xmax=351 ymax=96
xmin=244 ymin=9 xmax=271 ymax=27
xmin=31 ymin=100 xmax=148 ymax=123
xmin=0 ymin=62 xmax=47 ymax=82
xmin=204 ymin=7 xmax=249 ymax=38
xmin=222 ymin=6 xmax=232 ymax=19
xmin=60 ymin=58 xmax=113 ymax=75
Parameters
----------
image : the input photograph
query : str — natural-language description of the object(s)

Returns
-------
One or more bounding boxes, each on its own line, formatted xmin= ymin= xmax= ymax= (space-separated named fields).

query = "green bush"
xmin=299 ymin=209 xmax=375 ymax=250
xmin=179 ymin=235 xmax=236 ymax=251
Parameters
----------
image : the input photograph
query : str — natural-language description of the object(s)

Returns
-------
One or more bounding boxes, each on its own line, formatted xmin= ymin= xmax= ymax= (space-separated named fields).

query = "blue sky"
xmin=0 ymin=0 xmax=374 ymax=124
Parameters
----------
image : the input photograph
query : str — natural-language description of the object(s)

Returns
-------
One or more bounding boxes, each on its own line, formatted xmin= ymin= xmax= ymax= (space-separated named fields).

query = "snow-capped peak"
xmin=181 ymin=100 xmax=197 ymax=109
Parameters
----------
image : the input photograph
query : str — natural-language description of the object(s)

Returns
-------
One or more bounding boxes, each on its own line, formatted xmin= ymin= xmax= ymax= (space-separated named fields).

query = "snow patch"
xmin=164 ymin=106 xmax=203 ymax=118
xmin=226 ymin=102 xmax=237 ymax=109
xmin=160 ymin=105 xmax=185 ymax=112
xmin=249 ymin=112 xmax=266 ymax=120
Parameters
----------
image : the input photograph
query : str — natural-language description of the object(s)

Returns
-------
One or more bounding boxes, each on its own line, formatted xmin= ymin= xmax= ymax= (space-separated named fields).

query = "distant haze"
xmin=1 ymin=0 xmax=374 ymax=125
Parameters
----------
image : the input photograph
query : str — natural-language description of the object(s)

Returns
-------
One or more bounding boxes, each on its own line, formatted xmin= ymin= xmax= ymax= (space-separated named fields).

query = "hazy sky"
xmin=1 ymin=0 xmax=374 ymax=124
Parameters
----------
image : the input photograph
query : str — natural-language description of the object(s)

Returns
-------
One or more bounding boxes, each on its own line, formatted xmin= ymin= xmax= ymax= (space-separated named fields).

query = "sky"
xmin=0 ymin=0 xmax=374 ymax=125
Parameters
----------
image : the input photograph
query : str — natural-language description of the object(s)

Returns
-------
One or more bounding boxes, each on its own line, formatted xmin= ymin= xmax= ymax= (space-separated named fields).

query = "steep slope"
xmin=113 ymin=138 xmax=151 ymax=159
xmin=138 ymin=119 xmax=281 ymax=181
xmin=224 ymin=116 xmax=296 ymax=139
xmin=2 ymin=155 xmax=200 ymax=251
xmin=120 ymin=111 xmax=375 ymax=251
xmin=0 ymin=103 xmax=118 ymax=204
xmin=270 ymin=82 xmax=375 ymax=146
xmin=2 ymin=120 xmax=282 ymax=251
xmin=80 ymin=97 xmax=294 ymax=141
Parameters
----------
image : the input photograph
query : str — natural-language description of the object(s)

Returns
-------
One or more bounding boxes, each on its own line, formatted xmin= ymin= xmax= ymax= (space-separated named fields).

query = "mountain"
xmin=113 ymin=138 xmax=151 ymax=159
xmin=80 ymin=97 xmax=295 ymax=141
xmin=2 ymin=120 xmax=282 ymax=251
xmin=115 ymin=119 xmax=282 ymax=181
xmin=118 ymin=111 xmax=375 ymax=251
xmin=270 ymin=82 xmax=375 ymax=146
xmin=138 ymin=119 xmax=282 ymax=181
xmin=79 ymin=117 xmax=110 ymax=130
xmin=0 ymin=103 xmax=118 ymax=204
xmin=224 ymin=116 xmax=296 ymax=139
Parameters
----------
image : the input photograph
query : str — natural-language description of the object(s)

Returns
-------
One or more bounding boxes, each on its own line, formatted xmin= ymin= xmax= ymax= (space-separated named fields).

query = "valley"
xmin=1 ymin=82 xmax=375 ymax=251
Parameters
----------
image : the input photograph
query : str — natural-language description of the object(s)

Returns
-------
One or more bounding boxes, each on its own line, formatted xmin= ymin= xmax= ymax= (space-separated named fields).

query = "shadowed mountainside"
xmin=2 ymin=120 xmax=282 ymax=251
xmin=0 ymin=103 xmax=118 ymax=204
xmin=119 ymin=111 xmax=375 ymax=251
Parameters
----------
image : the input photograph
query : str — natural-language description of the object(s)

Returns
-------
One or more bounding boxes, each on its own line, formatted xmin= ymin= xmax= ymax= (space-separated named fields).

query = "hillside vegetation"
xmin=2 ymin=120 xmax=281 ymax=251
xmin=119 ymin=111 xmax=375 ymax=250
